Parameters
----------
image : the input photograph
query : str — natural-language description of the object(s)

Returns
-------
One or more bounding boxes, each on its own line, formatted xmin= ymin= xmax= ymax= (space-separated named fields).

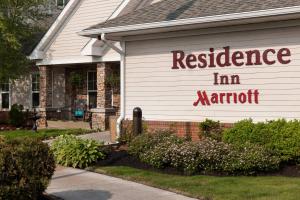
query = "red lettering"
xmin=172 ymin=50 xmax=185 ymax=69
xmin=193 ymin=91 xmax=211 ymax=106
xmin=198 ymin=54 xmax=207 ymax=68
xmin=216 ymin=46 xmax=231 ymax=67
xmin=186 ymin=54 xmax=197 ymax=69
xmin=263 ymin=49 xmax=276 ymax=65
xmin=245 ymin=50 xmax=262 ymax=65
xmin=278 ymin=48 xmax=291 ymax=64
xmin=232 ymin=51 xmax=244 ymax=66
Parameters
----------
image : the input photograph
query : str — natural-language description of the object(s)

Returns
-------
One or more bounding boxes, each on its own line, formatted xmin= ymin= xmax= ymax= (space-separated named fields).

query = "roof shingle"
xmin=86 ymin=0 xmax=300 ymax=30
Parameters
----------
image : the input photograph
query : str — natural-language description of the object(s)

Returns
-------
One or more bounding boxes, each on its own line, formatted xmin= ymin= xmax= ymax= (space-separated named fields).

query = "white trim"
xmin=80 ymin=39 xmax=107 ymax=56
xmin=79 ymin=5 xmax=300 ymax=37
xmin=87 ymin=70 xmax=97 ymax=110
xmin=108 ymin=0 xmax=131 ymax=20
xmin=30 ymin=0 xmax=82 ymax=60
xmin=36 ymin=55 xmax=120 ymax=66
xmin=31 ymin=73 xmax=41 ymax=109
xmin=0 ymin=81 xmax=11 ymax=110
xmin=116 ymin=41 xmax=126 ymax=138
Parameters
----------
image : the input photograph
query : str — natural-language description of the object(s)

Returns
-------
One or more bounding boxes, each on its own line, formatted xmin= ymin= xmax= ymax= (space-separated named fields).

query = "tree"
xmin=0 ymin=0 xmax=52 ymax=81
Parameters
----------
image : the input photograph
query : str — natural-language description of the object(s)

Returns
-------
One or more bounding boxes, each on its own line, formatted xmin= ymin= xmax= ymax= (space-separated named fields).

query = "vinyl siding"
xmin=125 ymin=25 xmax=300 ymax=123
xmin=43 ymin=0 xmax=122 ymax=63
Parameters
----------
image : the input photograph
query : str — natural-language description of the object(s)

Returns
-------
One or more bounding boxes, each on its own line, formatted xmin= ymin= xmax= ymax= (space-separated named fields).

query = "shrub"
xmin=119 ymin=119 xmax=148 ymax=143
xmin=199 ymin=119 xmax=223 ymax=141
xmin=129 ymin=129 xmax=280 ymax=175
xmin=223 ymin=144 xmax=280 ymax=175
xmin=0 ymin=137 xmax=55 ymax=200
xmin=128 ymin=129 xmax=182 ymax=158
xmin=51 ymin=135 xmax=106 ymax=168
xmin=223 ymin=119 xmax=300 ymax=163
xmin=9 ymin=104 xmax=25 ymax=127
xmin=139 ymin=134 xmax=185 ymax=168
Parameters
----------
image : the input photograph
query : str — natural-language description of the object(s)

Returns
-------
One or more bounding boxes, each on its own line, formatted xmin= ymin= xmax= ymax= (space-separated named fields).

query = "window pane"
xmin=88 ymin=92 xmax=97 ymax=109
xmin=88 ymin=72 xmax=97 ymax=91
xmin=32 ymin=93 xmax=40 ymax=108
xmin=2 ymin=93 xmax=9 ymax=109
xmin=1 ymin=83 xmax=9 ymax=92
xmin=32 ymin=73 xmax=40 ymax=92
xmin=57 ymin=0 xmax=64 ymax=6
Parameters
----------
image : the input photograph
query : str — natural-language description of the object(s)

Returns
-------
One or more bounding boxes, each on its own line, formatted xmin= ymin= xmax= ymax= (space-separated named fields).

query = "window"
xmin=87 ymin=71 xmax=97 ymax=109
xmin=56 ymin=0 xmax=69 ymax=7
xmin=32 ymin=73 xmax=40 ymax=108
xmin=1 ymin=81 xmax=10 ymax=109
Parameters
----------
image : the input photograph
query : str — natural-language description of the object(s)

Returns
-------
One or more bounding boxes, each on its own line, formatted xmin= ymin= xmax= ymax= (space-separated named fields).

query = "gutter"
xmin=100 ymin=33 xmax=125 ymax=140
xmin=79 ymin=5 xmax=300 ymax=37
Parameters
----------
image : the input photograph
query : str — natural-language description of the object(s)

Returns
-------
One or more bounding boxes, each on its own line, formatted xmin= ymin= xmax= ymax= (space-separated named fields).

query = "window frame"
xmin=0 ymin=81 xmax=11 ymax=110
xmin=31 ymin=73 xmax=40 ymax=108
xmin=87 ymin=71 xmax=97 ymax=109
xmin=56 ymin=0 xmax=69 ymax=7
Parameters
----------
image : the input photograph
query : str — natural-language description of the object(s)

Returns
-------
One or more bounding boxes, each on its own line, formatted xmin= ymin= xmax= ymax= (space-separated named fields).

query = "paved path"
xmin=44 ymin=131 xmax=112 ymax=145
xmin=47 ymin=167 xmax=197 ymax=200
xmin=78 ymin=131 xmax=112 ymax=145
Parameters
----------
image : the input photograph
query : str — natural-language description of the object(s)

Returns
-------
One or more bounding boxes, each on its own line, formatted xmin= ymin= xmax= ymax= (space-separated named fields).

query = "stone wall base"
xmin=91 ymin=108 xmax=116 ymax=131
xmin=123 ymin=120 xmax=234 ymax=141
xmin=37 ymin=111 xmax=48 ymax=128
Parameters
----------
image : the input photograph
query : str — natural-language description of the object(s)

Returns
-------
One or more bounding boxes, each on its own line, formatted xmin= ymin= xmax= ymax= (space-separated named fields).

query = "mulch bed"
xmin=95 ymin=144 xmax=300 ymax=177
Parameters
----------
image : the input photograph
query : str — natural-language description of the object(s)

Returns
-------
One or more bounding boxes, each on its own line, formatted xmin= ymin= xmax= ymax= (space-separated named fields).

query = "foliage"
xmin=9 ymin=104 xmax=25 ymax=127
xmin=0 ymin=0 xmax=50 ymax=81
xmin=128 ymin=129 xmax=180 ymax=157
xmin=70 ymin=72 xmax=84 ymax=88
xmin=106 ymin=71 xmax=120 ymax=90
xmin=0 ymin=137 xmax=55 ymax=200
xmin=119 ymin=119 xmax=148 ymax=143
xmin=129 ymin=130 xmax=280 ymax=175
xmin=199 ymin=119 xmax=223 ymax=141
xmin=51 ymin=135 xmax=106 ymax=169
xmin=0 ymin=128 xmax=93 ymax=140
xmin=223 ymin=119 xmax=300 ymax=163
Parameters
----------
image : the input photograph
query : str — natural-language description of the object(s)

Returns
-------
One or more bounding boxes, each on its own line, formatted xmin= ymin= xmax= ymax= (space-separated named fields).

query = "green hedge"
xmin=223 ymin=119 xmax=300 ymax=163
xmin=0 ymin=137 xmax=55 ymax=200
xmin=128 ymin=131 xmax=280 ymax=175
xmin=51 ymin=135 xmax=106 ymax=169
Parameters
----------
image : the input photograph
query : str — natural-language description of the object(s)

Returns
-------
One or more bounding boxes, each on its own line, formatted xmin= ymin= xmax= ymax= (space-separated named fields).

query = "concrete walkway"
xmin=47 ymin=167 xmax=197 ymax=200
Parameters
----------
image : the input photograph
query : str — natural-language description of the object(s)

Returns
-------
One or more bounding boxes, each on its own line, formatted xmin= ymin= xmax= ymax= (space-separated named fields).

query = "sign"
xmin=171 ymin=46 xmax=292 ymax=107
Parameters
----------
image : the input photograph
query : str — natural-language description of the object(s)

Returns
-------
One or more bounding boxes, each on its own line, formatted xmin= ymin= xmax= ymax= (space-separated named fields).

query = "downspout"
xmin=100 ymin=33 xmax=125 ymax=139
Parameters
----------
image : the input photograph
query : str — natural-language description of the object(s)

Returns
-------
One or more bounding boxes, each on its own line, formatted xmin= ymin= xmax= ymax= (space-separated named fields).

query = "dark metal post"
xmin=133 ymin=107 xmax=142 ymax=135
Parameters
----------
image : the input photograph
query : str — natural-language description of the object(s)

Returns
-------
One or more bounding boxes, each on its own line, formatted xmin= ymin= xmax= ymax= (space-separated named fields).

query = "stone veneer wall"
xmin=38 ymin=66 xmax=53 ymax=127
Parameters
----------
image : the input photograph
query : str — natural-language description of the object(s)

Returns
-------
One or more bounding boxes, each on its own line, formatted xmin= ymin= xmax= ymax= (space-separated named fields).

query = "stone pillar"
xmin=38 ymin=66 xmax=52 ymax=127
xmin=91 ymin=63 xmax=115 ymax=131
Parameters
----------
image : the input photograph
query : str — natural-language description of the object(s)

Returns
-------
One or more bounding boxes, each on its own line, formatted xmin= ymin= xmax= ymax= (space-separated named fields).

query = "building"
xmin=27 ymin=0 xmax=162 ymax=130
xmin=80 ymin=0 xmax=300 ymax=139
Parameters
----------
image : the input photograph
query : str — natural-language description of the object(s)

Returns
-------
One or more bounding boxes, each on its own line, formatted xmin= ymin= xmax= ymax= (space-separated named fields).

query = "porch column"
xmin=38 ymin=66 xmax=52 ymax=127
xmin=91 ymin=63 xmax=115 ymax=130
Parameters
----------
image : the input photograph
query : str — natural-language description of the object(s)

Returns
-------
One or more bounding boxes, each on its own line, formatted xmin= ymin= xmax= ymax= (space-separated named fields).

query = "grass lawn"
xmin=0 ymin=129 xmax=92 ymax=140
xmin=91 ymin=166 xmax=300 ymax=200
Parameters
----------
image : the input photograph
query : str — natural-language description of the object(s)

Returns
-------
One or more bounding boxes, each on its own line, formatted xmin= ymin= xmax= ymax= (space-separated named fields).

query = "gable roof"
xmin=30 ymin=0 xmax=159 ymax=60
xmin=81 ymin=0 xmax=300 ymax=36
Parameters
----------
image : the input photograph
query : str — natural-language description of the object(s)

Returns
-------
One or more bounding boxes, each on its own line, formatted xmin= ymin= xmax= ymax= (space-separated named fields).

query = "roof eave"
xmin=78 ymin=5 xmax=300 ymax=40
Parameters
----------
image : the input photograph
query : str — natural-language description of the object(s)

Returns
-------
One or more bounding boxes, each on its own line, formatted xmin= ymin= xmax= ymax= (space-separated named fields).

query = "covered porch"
xmin=38 ymin=62 xmax=120 ymax=131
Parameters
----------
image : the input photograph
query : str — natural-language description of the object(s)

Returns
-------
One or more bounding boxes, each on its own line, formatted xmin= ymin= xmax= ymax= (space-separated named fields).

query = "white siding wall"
xmin=125 ymin=25 xmax=300 ymax=123
xmin=43 ymin=0 xmax=122 ymax=63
